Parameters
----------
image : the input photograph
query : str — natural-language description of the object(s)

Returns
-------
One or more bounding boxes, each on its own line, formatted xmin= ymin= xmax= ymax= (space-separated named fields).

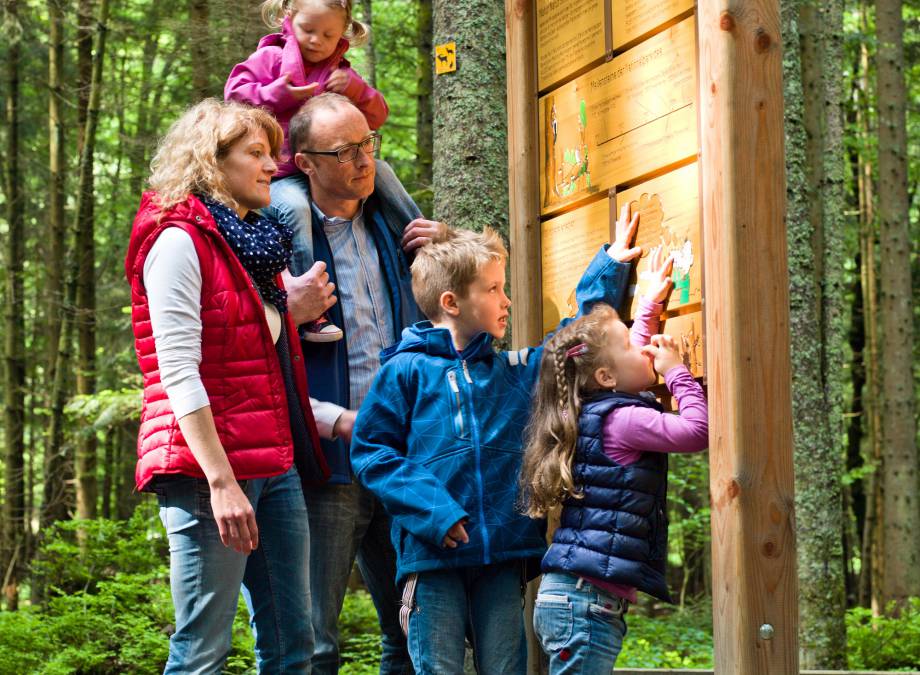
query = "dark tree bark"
xmin=415 ymin=0 xmax=433 ymax=213
xmin=73 ymin=0 xmax=112 ymax=520
xmin=2 ymin=0 xmax=26 ymax=611
xmin=875 ymin=0 xmax=920 ymax=609
xmin=190 ymin=0 xmax=210 ymax=98
xmin=358 ymin=0 xmax=376 ymax=89
xmin=46 ymin=0 xmax=66 ymax=377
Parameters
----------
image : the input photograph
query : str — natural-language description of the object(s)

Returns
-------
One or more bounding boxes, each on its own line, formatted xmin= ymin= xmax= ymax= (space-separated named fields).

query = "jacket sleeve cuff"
xmin=261 ymin=75 xmax=299 ymax=111
xmin=575 ymin=246 xmax=631 ymax=313
xmin=432 ymin=504 xmax=471 ymax=547
xmin=310 ymin=398 xmax=348 ymax=439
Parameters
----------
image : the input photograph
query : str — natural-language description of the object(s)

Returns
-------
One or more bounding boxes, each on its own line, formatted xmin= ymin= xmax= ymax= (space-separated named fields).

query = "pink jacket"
xmin=224 ymin=17 xmax=389 ymax=178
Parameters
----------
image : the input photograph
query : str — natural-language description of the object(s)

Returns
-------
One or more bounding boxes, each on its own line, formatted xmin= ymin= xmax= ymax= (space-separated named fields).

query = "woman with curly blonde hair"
xmin=125 ymin=98 xmax=329 ymax=673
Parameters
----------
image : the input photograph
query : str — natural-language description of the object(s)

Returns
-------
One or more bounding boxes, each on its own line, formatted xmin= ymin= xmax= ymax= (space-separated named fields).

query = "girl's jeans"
xmin=405 ymin=561 xmax=527 ymax=674
xmin=155 ymin=465 xmax=311 ymax=674
xmin=533 ymin=572 xmax=628 ymax=674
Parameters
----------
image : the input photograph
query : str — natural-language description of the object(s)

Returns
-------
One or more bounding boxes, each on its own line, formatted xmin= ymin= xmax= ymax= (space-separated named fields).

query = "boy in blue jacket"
xmin=350 ymin=210 xmax=640 ymax=674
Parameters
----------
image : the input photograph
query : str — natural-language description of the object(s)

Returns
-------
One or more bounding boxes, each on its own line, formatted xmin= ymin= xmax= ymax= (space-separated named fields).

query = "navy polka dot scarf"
xmin=200 ymin=196 xmax=293 ymax=313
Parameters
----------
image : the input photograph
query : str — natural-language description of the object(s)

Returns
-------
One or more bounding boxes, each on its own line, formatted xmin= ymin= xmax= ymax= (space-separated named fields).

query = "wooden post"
xmin=506 ymin=0 xmax=542 ymax=349
xmin=697 ymin=0 xmax=800 ymax=672
xmin=505 ymin=4 xmax=546 ymax=674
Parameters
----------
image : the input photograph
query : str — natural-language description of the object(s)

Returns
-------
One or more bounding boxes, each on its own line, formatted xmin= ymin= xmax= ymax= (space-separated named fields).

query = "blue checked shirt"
xmin=316 ymin=203 xmax=395 ymax=410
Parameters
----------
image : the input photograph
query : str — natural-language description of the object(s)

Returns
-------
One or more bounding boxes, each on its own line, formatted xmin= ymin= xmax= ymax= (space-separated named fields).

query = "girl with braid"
xmin=520 ymin=247 xmax=709 ymax=674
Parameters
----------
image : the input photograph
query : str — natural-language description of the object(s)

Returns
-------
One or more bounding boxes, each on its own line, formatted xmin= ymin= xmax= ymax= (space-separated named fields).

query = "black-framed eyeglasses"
xmin=299 ymin=133 xmax=381 ymax=163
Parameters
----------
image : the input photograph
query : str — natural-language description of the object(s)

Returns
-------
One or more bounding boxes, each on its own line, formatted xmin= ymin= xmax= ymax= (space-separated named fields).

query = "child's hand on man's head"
xmin=442 ymin=520 xmax=469 ymax=549
xmin=608 ymin=204 xmax=642 ymax=263
xmin=325 ymin=68 xmax=350 ymax=94
xmin=641 ymin=334 xmax=683 ymax=377
xmin=644 ymin=244 xmax=675 ymax=304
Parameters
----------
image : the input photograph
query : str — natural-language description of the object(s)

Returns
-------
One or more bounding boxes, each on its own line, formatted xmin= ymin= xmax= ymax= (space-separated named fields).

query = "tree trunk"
xmin=116 ymin=423 xmax=141 ymax=520
xmin=783 ymin=0 xmax=848 ymax=665
xmin=101 ymin=431 xmax=114 ymax=519
xmin=189 ymin=0 xmax=210 ymax=98
xmin=875 ymin=0 xmax=920 ymax=609
xmin=358 ymin=0 xmax=375 ymax=89
xmin=2 ymin=0 xmax=26 ymax=611
xmin=76 ymin=0 xmax=94 ymax=155
xmin=415 ymin=0 xmax=433 ymax=213
xmin=46 ymin=0 xmax=66 ymax=378
xmin=431 ymin=0 xmax=507 ymax=234
xmin=74 ymin=0 xmax=112 ymax=521
xmin=853 ymin=1 xmax=881 ymax=608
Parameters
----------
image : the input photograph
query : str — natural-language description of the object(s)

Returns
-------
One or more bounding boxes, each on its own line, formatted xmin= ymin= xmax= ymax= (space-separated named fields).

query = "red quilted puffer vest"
xmin=125 ymin=192 xmax=327 ymax=490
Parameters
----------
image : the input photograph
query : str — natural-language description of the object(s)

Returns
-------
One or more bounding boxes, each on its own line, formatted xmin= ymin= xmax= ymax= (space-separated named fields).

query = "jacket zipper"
xmin=447 ymin=370 xmax=464 ymax=436
xmin=461 ymin=359 xmax=490 ymax=564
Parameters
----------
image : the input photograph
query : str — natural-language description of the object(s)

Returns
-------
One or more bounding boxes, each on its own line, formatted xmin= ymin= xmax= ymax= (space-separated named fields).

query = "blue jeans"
xmin=303 ymin=481 xmax=411 ymax=675
xmin=533 ymin=572 xmax=628 ymax=674
xmin=156 ymin=465 xmax=312 ymax=674
xmin=405 ymin=562 xmax=527 ymax=675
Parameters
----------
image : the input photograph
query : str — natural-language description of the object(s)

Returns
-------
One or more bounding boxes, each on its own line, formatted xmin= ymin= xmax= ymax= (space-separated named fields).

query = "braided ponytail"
xmin=519 ymin=304 xmax=620 ymax=517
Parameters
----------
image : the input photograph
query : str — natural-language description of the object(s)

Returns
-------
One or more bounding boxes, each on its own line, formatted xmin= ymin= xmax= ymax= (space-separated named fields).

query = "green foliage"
xmin=339 ymin=589 xmax=384 ymax=673
xmin=0 ymin=512 xmax=258 ymax=674
xmin=31 ymin=507 xmax=165 ymax=596
xmin=846 ymin=598 xmax=920 ymax=671
xmin=616 ymin=602 xmax=713 ymax=669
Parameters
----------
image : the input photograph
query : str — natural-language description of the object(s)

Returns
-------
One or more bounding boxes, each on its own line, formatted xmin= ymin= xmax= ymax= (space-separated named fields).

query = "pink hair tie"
xmin=565 ymin=343 xmax=588 ymax=359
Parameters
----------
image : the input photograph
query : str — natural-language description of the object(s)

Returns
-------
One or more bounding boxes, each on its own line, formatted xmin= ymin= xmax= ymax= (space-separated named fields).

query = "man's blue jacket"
xmin=265 ymin=163 xmax=425 ymax=483
xmin=350 ymin=247 xmax=630 ymax=583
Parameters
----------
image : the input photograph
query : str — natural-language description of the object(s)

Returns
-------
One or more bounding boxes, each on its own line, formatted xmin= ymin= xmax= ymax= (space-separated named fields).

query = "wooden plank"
xmin=506 ymin=0 xmax=544 ymax=350
xmin=540 ymin=198 xmax=611 ymax=333
xmin=615 ymin=162 xmax=702 ymax=321
xmin=536 ymin=0 xmax=607 ymax=91
xmin=538 ymin=15 xmax=698 ymax=216
xmin=612 ymin=0 xmax=695 ymax=50
xmin=697 ymin=0 xmax=799 ymax=672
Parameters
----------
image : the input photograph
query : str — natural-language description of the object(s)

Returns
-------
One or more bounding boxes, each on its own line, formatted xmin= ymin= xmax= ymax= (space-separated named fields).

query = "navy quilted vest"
xmin=541 ymin=391 xmax=673 ymax=602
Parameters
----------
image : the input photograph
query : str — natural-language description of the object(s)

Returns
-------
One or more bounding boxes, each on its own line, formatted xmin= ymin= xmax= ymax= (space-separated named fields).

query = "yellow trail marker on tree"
xmin=435 ymin=42 xmax=456 ymax=74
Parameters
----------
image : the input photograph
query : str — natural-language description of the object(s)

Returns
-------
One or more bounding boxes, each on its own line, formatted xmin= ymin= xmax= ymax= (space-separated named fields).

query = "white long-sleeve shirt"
xmin=142 ymin=227 xmax=345 ymax=437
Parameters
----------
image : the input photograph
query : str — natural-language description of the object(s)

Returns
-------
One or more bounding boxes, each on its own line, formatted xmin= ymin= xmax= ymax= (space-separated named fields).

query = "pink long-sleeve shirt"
xmin=224 ymin=17 xmax=389 ymax=178
xmin=585 ymin=298 xmax=709 ymax=602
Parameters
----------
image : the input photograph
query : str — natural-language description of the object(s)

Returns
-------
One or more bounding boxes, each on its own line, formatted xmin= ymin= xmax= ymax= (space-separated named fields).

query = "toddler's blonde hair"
xmin=260 ymin=0 xmax=369 ymax=46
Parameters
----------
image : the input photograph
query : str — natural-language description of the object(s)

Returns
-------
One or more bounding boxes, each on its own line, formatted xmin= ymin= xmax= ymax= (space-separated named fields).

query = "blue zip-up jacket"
xmin=350 ymin=247 xmax=630 ymax=583
xmin=265 ymin=164 xmax=426 ymax=483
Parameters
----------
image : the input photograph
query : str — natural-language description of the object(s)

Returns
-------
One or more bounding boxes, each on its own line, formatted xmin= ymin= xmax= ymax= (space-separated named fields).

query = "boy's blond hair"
xmin=411 ymin=227 xmax=508 ymax=320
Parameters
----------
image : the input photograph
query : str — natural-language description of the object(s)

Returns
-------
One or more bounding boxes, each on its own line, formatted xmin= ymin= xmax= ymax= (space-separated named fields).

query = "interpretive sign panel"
xmin=540 ymin=198 xmax=611 ymax=333
xmin=536 ymin=0 xmax=606 ymax=91
xmin=612 ymin=0 xmax=694 ymax=49
xmin=615 ymin=162 xmax=701 ymax=321
xmin=658 ymin=310 xmax=705 ymax=378
xmin=538 ymin=15 xmax=697 ymax=216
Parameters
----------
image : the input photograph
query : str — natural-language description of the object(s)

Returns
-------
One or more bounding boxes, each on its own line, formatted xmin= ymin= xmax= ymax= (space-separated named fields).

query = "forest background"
xmin=0 ymin=0 xmax=918 ymax=671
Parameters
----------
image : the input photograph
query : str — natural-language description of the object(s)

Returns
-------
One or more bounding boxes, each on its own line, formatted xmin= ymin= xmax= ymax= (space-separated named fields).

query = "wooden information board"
xmin=534 ymin=7 xmax=704 ymax=379
xmin=540 ymin=198 xmax=610 ymax=333
xmin=615 ymin=162 xmax=701 ymax=321
xmin=538 ymin=16 xmax=698 ymax=216
xmin=511 ymin=0 xmax=800 ymax=668
xmin=536 ymin=0 xmax=607 ymax=91
xmin=612 ymin=0 xmax=695 ymax=49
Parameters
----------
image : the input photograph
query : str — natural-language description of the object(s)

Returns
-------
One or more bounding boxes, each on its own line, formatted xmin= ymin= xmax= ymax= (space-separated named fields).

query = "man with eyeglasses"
xmin=264 ymin=92 xmax=443 ymax=675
